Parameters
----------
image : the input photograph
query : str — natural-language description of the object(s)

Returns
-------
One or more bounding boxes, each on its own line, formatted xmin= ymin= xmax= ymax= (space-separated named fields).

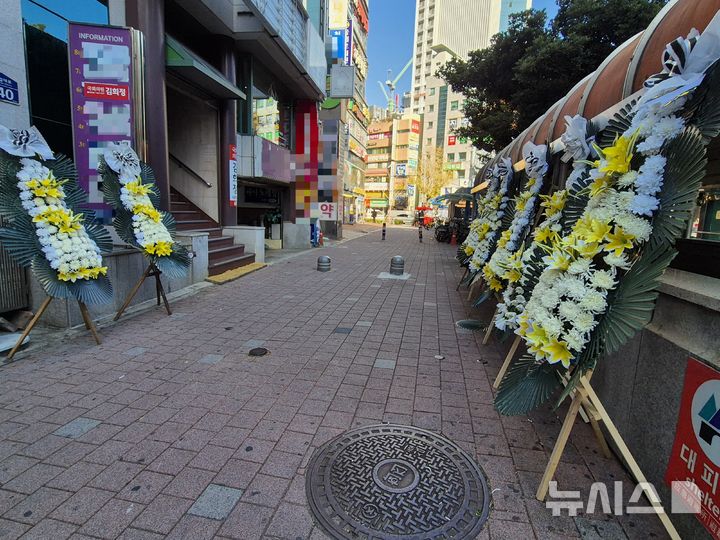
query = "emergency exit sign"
xmin=0 ymin=73 xmax=19 ymax=106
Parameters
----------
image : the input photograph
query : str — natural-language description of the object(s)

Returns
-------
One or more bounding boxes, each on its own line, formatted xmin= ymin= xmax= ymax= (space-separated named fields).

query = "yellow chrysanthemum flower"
xmin=535 ymin=227 xmax=553 ymax=244
xmin=525 ymin=324 xmax=549 ymax=346
xmin=598 ymin=133 xmax=636 ymax=176
xmin=542 ymin=337 xmax=574 ymax=368
xmin=589 ymin=175 xmax=613 ymax=197
xmin=604 ymin=226 xmax=635 ymax=256
xmin=133 ymin=204 xmax=162 ymax=222
xmin=126 ymin=179 xmax=154 ymax=197
xmin=582 ymin=219 xmax=612 ymax=244
xmin=464 ymin=245 xmax=474 ymax=256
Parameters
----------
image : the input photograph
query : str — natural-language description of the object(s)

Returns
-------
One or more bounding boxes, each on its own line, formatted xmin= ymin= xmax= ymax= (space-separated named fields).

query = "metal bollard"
xmin=418 ymin=226 xmax=423 ymax=243
xmin=390 ymin=256 xmax=404 ymax=275
xmin=317 ymin=256 xmax=331 ymax=272
xmin=382 ymin=222 xmax=386 ymax=241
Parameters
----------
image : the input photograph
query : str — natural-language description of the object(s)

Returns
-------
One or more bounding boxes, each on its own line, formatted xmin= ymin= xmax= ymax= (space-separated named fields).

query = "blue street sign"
xmin=0 ymin=73 xmax=19 ymax=106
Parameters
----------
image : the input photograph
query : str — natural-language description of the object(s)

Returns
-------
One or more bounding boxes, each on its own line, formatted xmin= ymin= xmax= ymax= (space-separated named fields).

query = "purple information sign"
xmin=68 ymin=23 xmax=134 ymax=221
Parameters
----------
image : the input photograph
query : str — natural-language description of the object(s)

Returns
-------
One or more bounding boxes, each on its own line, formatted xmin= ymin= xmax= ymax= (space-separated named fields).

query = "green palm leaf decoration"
xmin=154 ymin=244 xmax=191 ymax=279
xmin=595 ymin=100 xmax=637 ymax=148
xmin=495 ymin=355 xmax=562 ymax=415
xmin=70 ymin=272 xmax=114 ymax=305
xmin=685 ymin=59 xmax=720 ymax=141
xmin=561 ymin=171 xmax=593 ymax=233
xmin=0 ymin=146 xmax=113 ymax=304
xmin=0 ymin=223 xmax=42 ymax=266
xmin=456 ymin=319 xmax=488 ymax=332
xmin=648 ymin=127 xmax=707 ymax=249
xmin=99 ymin=148 xmax=189 ymax=279
xmin=599 ymin=245 xmax=677 ymax=355
xmin=31 ymin=257 xmax=74 ymax=299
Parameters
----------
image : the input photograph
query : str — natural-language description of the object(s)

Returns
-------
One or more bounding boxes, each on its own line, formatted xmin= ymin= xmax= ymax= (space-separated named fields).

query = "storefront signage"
xmin=69 ymin=23 xmax=134 ymax=216
xmin=411 ymin=119 xmax=420 ymax=133
xmin=329 ymin=0 xmax=349 ymax=29
xmin=407 ymin=184 xmax=415 ymax=197
xmin=367 ymin=153 xmax=389 ymax=163
xmin=344 ymin=19 xmax=354 ymax=66
xmin=348 ymin=137 xmax=366 ymax=159
xmin=329 ymin=28 xmax=345 ymax=60
xmin=0 ymin=73 xmax=20 ymax=106
xmin=448 ymin=135 xmax=457 ymax=145
xmin=229 ymin=144 xmax=237 ymax=206
xmin=666 ymin=358 xmax=720 ymax=538
xmin=396 ymin=163 xmax=407 ymax=177
xmin=365 ymin=182 xmax=389 ymax=191
xmin=319 ymin=202 xmax=338 ymax=221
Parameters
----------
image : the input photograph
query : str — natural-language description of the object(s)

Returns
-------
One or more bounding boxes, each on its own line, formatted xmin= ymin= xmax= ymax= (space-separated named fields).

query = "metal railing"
xmin=169 ymin=153 xmax=212 ymax=188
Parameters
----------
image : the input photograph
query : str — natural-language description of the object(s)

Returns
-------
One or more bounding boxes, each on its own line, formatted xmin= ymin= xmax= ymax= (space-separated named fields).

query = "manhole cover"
xmin=248 ymin=347 xmax=268 ymax=357
xmin=306 ymin=424 xmax=490 ymax=539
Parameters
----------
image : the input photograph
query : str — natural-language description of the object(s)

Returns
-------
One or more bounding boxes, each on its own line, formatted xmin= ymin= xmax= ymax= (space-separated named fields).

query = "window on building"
xmin=450 ymin=100 xmax=459 ymax=111
xmin=459 ymin=152 xmax=467 ymax=160
xmin=426 ymin=137 xmax=432 ymax=145
xmin=21 ymin=0 xmax=110 ymax=158
xmin=457 ymin=169 xmax=466 ymax=178
xmin=429 ymin=88 xmax=436 ymax=96
xmin=429 ymin=104 xmax=435 ymax=112
xmin=447 ymin=153 xmax=454 ymax=161
xmin=428 ymin=121 xmax=434 ymax=128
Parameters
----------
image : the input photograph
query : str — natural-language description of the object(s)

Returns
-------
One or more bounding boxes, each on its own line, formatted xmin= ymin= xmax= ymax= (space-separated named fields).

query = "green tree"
xmin=438 ymin=0 xmax=666 ymax=153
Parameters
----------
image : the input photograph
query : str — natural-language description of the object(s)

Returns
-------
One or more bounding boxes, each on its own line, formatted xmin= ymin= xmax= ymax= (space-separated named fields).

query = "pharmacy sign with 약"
xmin=666 ymin=358 xmax=720 ymax=538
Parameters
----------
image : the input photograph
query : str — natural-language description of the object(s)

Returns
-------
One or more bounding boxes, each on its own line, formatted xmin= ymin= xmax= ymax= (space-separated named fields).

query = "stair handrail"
xmin=169 ymin=153 xmax=213 ymax=188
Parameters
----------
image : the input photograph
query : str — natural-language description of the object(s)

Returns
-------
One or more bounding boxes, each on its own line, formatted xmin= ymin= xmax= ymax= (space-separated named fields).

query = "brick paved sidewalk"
xmin=0 ymin=228 xmax=667 ymax=539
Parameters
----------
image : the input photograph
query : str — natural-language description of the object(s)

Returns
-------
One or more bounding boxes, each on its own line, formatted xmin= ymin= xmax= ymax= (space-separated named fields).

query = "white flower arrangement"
xmin=16 ymin=158 xmax=106 ymax=282
xmin=516 ymin=100 xmax=687 ymax=368
xmin=103 ymin=142 xmax=174 ymax=257
xmin=494 ymin=188 xmax=568 ymax=331
xmin=463 ymin=158 xmax=514 ymax=271
xmin=483 ymin=142 xmax=548 ymax=293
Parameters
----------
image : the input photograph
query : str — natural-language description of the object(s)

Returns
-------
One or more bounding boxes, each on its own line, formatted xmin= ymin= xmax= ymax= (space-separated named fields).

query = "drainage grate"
xmin=306 ymin=424 xmax=491 ymax=539
xmin=248 ymin=347 xmax=268 ymax=357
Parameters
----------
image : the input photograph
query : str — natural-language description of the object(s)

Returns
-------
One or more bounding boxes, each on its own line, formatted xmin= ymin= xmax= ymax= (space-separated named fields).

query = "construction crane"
xmin=377 ymin=58 xmax=413 ymax=113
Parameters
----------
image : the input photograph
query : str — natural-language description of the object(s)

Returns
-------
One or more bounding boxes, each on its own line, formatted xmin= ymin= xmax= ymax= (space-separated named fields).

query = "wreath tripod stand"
xmin=114 ymin=262 xmax=171 ymax=321
xmin=6 ymin=297 xmax=101 ymax=360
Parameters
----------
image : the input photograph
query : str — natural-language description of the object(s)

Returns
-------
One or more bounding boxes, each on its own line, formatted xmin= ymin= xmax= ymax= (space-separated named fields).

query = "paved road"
xmin=0 ymin=228 xmax=665 ymax=539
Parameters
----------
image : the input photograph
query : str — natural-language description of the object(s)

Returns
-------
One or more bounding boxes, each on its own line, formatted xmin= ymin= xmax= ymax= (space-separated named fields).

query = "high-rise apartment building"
xmin=410 ymin=0 xmax=531 ymax=190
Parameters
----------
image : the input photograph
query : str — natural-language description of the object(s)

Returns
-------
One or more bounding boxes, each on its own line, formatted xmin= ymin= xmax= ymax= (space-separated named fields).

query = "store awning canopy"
xmin=166 ymin=35 xmax=246 ymax=100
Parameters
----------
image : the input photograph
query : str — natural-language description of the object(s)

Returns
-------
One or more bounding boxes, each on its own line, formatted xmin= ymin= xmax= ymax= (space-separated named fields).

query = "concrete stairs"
xmin=170 ymin=189 xmax=255 ymax=276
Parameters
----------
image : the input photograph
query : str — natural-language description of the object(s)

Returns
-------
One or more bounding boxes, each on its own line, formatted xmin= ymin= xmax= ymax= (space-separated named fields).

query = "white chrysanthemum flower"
xmin=580 ymin=290 xmax=607 ymax=313
xmin=590 ymin=270 xmax=616 ymax=290
xmin=652 ymin=115 xmax=685 ymax=140
xmin=575 ymin=311 xmax=597 ymax=334
xmin=568 ymin=259 xmax=591 ymax=276
xmin=615 ymin=213 xmax=653 ymax=242
xmin=630 ymin=193 xmax=659 ymax=216
xmin=617 ymin=170 xmax=639 ymax=187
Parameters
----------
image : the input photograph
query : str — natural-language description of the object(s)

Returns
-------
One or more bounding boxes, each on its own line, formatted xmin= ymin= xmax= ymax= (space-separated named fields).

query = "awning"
xmin=166 ymin=35 xmax=246 ymax=100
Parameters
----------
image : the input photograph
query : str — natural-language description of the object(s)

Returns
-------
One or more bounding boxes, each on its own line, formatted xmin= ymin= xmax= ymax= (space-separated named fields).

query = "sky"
xmin=366 ymin=0 xmax=560 ymax=108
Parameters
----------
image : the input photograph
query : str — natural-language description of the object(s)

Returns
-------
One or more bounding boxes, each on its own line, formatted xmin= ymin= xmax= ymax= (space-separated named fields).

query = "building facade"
xmin=0 ymin=0 xmax=340 ymax=323
xmin=320 ymin=0 xmax=369 ymax=230
xmin=366 ymin=112 xmax=422 ymax=216
xmin=410 ymin=0 xmax=531 ymax=191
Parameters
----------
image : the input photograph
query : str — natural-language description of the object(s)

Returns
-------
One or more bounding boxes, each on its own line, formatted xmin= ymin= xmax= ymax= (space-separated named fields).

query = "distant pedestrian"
xmin=371 ymin=209 xmax=378 ymax=223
